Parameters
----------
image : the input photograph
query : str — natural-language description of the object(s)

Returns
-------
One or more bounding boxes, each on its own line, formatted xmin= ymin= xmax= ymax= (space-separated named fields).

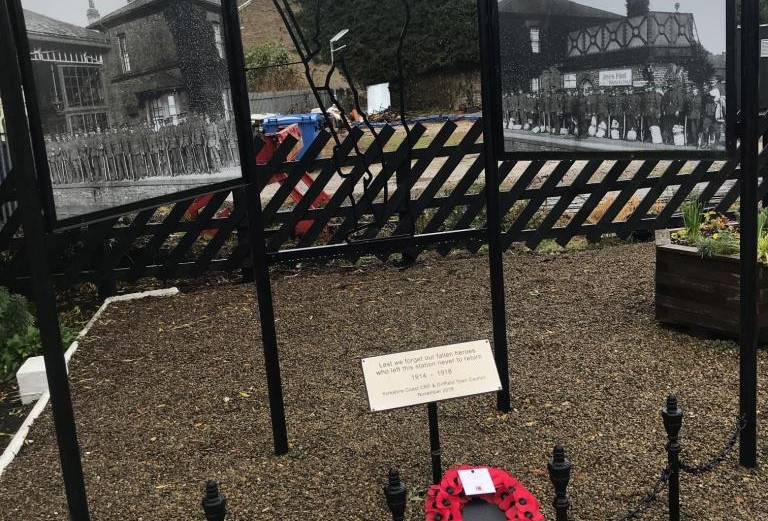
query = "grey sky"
xmin=22 ymin=0 xmax=128 ymax=26
xmin=572 ymin=0 xmax=726 ymax=54
xmin=23 ymin=0 xmax=726 ymax=55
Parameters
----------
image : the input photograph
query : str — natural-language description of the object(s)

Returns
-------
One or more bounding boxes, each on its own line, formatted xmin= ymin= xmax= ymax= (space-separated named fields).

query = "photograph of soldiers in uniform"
xmin=499 ymin=0 xmax=727 ymax=154
xmin=20 ymin=0 xmax=241 ymax=220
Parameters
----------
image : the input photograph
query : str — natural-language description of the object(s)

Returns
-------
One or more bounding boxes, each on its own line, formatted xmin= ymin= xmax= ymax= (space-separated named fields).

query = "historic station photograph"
xmin=20 ymin=0 xmax=241 ymax=220
xmin=498 ymin=0 xmax=728 ymax=154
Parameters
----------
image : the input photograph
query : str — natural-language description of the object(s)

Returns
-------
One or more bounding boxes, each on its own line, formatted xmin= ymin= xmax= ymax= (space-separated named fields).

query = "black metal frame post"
xmin=427 ymin=403 xmax=443 ymax=485
xmin=739 ymin=0 xmax=760 ymax=469
xmin=0 ymin=2 xmax=90 ymax=519
xmin=477 ymin=0 xmax=511 ymax=413
xmin=220 ymin=0 xmax=289 ymax=455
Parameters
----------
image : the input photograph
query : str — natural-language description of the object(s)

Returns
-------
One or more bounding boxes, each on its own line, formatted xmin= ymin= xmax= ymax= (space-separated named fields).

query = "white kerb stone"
xmin=16 ymin=356 xmax=48 ymax=405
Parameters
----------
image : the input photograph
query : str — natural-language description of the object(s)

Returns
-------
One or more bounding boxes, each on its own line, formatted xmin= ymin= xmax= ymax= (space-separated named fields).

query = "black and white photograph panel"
xmin=20 ymin=0 xmax=242 ymax=221
xmin=498 ymin=0 xmax=728 ymax=155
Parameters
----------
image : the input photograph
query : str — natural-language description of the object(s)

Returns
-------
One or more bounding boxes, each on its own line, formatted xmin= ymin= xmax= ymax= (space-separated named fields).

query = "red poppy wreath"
xmin=424 ymin=466 xmax=545 ymax=521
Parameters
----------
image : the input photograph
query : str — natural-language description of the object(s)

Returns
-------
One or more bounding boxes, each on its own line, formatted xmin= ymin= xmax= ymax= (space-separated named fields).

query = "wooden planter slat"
xmin=655 ymin=230 xmax=768 ymax=343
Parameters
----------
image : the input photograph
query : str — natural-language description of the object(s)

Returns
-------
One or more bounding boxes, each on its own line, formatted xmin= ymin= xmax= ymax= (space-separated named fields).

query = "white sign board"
xmin=367 ymin=82 xmax=392 ymax=114
xmin=361 ymin=340 xmax=502 ymax=412
xmin=599 ymin=69 xmax=633 ymax=87
xmin=458 ymin=468 xmax=496 ymax=496
xmin=762 ymin=39 xmax=768 ymax=58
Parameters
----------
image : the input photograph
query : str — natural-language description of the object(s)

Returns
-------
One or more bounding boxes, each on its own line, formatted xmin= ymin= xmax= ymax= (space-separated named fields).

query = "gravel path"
xmin=0 ymin=242 xmax=766 ymax=521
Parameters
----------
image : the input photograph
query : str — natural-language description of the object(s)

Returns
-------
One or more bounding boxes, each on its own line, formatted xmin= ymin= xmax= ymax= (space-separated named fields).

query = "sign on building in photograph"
xmin=599 ymin=69 xmax=633 ymax=87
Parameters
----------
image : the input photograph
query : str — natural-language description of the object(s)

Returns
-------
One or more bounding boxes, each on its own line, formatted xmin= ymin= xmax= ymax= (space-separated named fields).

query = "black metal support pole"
xmin=221 ymin=0 xmax=288 ymax=455
xmin=383 ymin=468 xmax=408 ymax=521
xmin=740 ymin=0 xmax=760 ymax=470
xmin=202 ymin=481 xmax=227 ymax=521
xmin=662 ymin=395 xmax=683 ymax=521
xmin=428 ymin=402 xmax=443 ymax=485
xmin=0 ymin=4 xmax=90 ymax=519
xmin=547 ymin=445 xmax=572 ymax=521
xmin=476 ymin=0 xmax=511 ymax=413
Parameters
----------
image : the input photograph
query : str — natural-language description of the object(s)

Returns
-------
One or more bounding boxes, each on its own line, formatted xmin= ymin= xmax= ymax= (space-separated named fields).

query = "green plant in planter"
xmin=758 ymin=209 xmax=768 ymax=263
xmin=681 ymin=197 xmax=704 ymax=243
xmin=696 ymin=228 xmax=740 ymax=258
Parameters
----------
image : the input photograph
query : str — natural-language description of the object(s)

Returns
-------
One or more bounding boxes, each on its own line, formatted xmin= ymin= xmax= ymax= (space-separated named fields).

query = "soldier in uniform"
xmin=645 ymin=86 xmax=663 ymax=143
xmin=205 ymin=119 xmax=222 ymax=172
xmin=511 ymin=93 xmax=519 ymax=128
xmin=661 ymin=81 xmax=684 ymax=144
xmin=571 ymin=89 xmax=583 ymax=137
xmin=609 ymin=89 xmax=624 ymax=138
xmin=596 ymin=89 xmax=609 ymax=135
xmin=703 ymin=88 xmax=718 ymax=148
xmin=554 ymin=87 xmax=565 ymax=135
xmin=686 ymin=86 xmax=703 ymax=147
xmin=624 ymin=88 xmax=640 ymax=139
xmin=502 ymin=94 xmax=511 ymax=129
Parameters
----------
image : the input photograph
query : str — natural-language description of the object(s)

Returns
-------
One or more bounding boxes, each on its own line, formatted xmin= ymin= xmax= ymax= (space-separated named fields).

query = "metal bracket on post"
xmin=202 ymin=480 xmax=227 ymax=521
xmin=428 ymin=402 xmax=443 ymax=485
xmin=547 ymin=445 xmax=572 ymax=521
xmin=661 ymin=395 xmax=683 ymax=521
xmin=383 ymin=468 xmax=408 ymax=521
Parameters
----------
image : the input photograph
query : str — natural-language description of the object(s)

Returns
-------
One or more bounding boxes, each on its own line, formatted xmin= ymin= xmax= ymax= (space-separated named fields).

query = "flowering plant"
xmin=424 ymin=466 xmax=545 ymax=521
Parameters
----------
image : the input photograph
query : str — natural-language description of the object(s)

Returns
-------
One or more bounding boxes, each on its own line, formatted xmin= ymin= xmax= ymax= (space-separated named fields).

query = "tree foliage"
xmin=679 ymin=41 xmax=715 ymax=88
xmin=245 ymin=40 xmax=302 ymax=91
xmin=626 ymin=0 xmax=650 ymax=17
xmin=164 ymin=3 xmax=229 ymax=117
xmin=291 ymin=0 xmax=480 ymax=87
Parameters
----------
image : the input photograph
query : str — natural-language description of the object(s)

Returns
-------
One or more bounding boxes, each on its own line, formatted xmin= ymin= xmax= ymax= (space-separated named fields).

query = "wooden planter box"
xmin=655 ymin=230 xmax=768 ymax=343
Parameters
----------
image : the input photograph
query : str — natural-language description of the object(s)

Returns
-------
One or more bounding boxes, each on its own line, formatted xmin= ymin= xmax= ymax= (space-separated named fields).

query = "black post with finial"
xmin=548 ymin=445 xmax=572 ymax=521
xmin=661 ymin=395 xmax=683 ymax=521
xmin=202 ymin=480 xmax=227 ymax=521
xmin=383 ymin=468 xmax=408 ymax=521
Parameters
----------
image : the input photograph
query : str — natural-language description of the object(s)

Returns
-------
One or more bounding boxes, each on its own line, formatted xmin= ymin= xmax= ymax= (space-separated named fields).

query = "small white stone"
xmin=16 ymin=356 xmax=48 ymax=405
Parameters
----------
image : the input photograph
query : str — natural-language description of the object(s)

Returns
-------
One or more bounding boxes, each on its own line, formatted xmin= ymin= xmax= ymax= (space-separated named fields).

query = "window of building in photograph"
xmin=563 ymin=74 xmax=577 ymax=90
xmin=118 ymin=34 xmax=131 ymax=73
xmin=530 ymin=27 xmax=540 ymax=54
xmin=530 ymin=78 xmax=540 ymax=92
xmin=212 ymin=22 xmax=224 ymax=59
xmin=167 ymin=94 xmax=178 ymax=125
xmin=68 ymin=112 xmax=108 ymax=134
xmin=148 ymin=97 xmax=166 ymax=128
xmin=221 ymin=88 xmax=232 ymax=120
xmin=61 ymin=66 xmax=104 ymax=108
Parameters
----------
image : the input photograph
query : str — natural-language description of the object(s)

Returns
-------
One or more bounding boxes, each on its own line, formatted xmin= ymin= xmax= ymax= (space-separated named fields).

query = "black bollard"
xmin=202 ymin=480 xmax=227 ymax=521
xmin=547 ymin=445 xmax=572 ymax=521
xmin=383 ymin=468 xmax=408 ymax=521
xmin=661 ymin=395 xmax=683 ymax=521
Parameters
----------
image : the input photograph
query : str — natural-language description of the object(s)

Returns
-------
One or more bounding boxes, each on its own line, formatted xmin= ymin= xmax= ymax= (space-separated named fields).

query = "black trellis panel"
xmin=1 ymin=116 xmax=764 ymax=291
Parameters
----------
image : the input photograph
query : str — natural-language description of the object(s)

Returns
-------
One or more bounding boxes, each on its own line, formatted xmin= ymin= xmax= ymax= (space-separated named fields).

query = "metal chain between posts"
xmin=679 ymin=415 xmax=748 ymax=475
xmin=612 ymin=467 xmax=671 ymax=521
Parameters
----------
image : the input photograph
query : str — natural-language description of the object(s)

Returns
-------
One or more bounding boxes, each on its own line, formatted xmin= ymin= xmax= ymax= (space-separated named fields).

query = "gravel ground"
xmin=0 ymin=242 xmax=766 ymax=521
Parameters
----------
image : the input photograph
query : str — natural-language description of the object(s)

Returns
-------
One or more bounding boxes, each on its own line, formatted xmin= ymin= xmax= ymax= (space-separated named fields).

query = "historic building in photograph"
xmin=499 ymin=0 xmax=726 ymax=151
xmin=23 ymin=9 xmax=112 ymax=134
xmin=87 ymin=0 xmax=232 ymax=129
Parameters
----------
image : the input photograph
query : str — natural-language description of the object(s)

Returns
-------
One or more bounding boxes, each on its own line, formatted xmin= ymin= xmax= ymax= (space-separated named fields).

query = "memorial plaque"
xmin=361 ymin=340 xmax=502 ymax=412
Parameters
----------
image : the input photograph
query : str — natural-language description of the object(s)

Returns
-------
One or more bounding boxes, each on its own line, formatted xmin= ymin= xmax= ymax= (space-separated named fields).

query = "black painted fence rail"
xmin=0 ymin=118 xmax=765 ymax=293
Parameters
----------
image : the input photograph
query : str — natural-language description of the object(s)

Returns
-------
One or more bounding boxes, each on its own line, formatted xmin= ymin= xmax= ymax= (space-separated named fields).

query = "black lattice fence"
xmin=0 ymin=117 xmax=761 ymax=293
